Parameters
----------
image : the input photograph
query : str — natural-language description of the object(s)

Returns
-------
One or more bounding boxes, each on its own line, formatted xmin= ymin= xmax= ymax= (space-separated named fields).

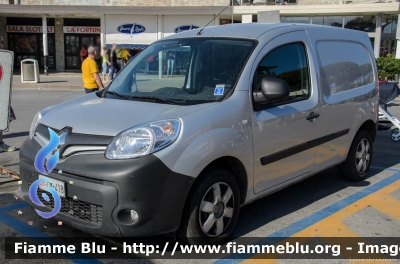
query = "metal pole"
xmin=374 ymin=14 xmax=382 ymax=58
xmin=231 ymin=0 xmax=234 ymax=24
xmin=396 ymin=14 xmax=400 ymax=59
xmin=42 ymin=15 xmax=49 ymax=75
xmin=100 ymin=14 xmax=106 ymax=49
xmin=159 ymin=51 xmax=163 ymax=79
xmin=158 ymin=15 xmax=163 ymax=79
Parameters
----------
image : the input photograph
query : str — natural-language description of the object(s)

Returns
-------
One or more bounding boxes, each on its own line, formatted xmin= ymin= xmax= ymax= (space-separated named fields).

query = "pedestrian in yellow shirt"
xmin=81 ymin=45 xmax=104 ymax=94
xmin=121 ymin=48 xmax=129 ymax=67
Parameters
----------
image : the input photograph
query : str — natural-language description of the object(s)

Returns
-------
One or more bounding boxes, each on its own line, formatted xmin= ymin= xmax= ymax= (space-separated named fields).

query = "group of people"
xmin=81 ymin=43 xmax=143 ymax=94
xmin=100 ymin=44 xmax=143 ymax=83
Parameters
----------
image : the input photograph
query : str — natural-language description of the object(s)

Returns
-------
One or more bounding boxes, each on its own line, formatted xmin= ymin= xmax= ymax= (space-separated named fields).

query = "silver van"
xmin=20 ymin=23 xmax=378 ymax=244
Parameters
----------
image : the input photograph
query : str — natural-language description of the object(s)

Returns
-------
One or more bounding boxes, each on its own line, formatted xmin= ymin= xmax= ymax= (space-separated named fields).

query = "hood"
xmin=40 ymin=93 xmax=215 ymax=136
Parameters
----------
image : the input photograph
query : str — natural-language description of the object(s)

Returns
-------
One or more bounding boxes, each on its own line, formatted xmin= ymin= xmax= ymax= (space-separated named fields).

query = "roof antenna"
xmin=197 ymin=3 xmax=232 ymax=36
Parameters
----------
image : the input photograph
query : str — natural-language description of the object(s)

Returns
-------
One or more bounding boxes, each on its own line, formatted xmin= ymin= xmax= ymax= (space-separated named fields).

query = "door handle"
xmin=306 ymin=112 xmax=320 ymax=121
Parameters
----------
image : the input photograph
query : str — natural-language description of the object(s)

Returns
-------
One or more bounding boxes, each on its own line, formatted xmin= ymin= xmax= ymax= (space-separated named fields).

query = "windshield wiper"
xmin=106 ymin=91 xmax=130 ymax=100
xmin=129 ymin=96 xmax=183 ymax=105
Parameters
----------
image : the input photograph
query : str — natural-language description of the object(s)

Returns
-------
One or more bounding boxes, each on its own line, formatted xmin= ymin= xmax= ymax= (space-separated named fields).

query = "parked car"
xmin=20 ymin=23 xmax=379 ymax=245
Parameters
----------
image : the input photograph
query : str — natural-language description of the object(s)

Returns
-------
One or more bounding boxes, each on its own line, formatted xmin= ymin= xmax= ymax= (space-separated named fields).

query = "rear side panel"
xmin=305 ymin=27 xmax=379 ymax=169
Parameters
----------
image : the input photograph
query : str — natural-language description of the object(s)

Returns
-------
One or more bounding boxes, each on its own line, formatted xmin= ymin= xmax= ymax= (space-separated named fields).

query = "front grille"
xmin=36 ymin=188 xmax=102 ymax=224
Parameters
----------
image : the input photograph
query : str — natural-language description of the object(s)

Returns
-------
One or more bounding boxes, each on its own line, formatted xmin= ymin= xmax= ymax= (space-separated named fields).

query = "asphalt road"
xmin=1 ymin=89 xmax=400 ymax=264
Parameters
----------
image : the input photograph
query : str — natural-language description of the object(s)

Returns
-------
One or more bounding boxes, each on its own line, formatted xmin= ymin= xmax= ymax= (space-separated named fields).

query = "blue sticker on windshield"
xmin=214 ymin=85 xmax=225 ymax=96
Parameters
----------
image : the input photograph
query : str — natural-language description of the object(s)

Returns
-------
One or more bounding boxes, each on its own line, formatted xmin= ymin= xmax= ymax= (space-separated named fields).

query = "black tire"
xmin=177 ymin=168 xmax=240 ymax=245
xmin=339 ymin=130 xmax=373 ymax=181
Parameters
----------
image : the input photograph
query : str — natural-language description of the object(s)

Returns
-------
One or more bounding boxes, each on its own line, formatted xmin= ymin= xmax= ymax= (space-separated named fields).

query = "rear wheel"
xmin=339 ymin=130 xmax=373 ymax=181
xmin=177 ymin=168 xmax=240 ymax=245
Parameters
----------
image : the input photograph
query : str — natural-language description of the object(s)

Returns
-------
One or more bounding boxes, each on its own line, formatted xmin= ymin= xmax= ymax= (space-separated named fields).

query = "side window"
xmin=317 ymin=41 xmax=374 ymax=95
xmin=254 ymin=43 xmax=311 ymax=105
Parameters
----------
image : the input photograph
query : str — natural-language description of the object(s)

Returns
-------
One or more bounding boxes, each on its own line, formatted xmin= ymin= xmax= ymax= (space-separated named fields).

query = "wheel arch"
xmin=358 ymin=119 xmax=377 ymax=143
xmin=186 ymin=156 xmax=248 ymax=206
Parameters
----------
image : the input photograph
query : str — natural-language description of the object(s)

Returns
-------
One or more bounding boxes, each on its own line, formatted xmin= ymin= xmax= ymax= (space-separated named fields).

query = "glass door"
xmin=65 ymin=34 xmax=100 ymax=70
xmin=65 ymin=34 xmax=81 ymax=69
xmin=380 ymin=38 xmax=396 ymax=57
xmin=39 ymin=35 xmax=55 ymax=69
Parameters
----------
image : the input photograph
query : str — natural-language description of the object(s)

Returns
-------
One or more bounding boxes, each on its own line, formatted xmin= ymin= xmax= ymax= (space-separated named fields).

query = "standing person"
xmin=80 ymin=46 xmax=88 ymax=64
xmin=121 ymin=48 xmax=129 ymax=67
xmin=127 ymin=49 xmax=134 ymax=61
xmin=101 ymin=46 xmax=111 ymax=83
xmin=116 ymin=46 xmax=124 ymax=71
xmin=0 ymin=35 xmax=16 ymax=152
xmin=167 ymin=50 xmax=175 ymax=77
xmin=109 ymin=43 xmax=119 ymax=81
xmin=81 ymin=45 xmax=104 ymax=94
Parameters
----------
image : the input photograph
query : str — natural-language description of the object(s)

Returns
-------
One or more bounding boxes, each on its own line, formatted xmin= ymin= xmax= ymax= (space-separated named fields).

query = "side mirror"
xmin=253 ymin=77 xmax=290 ymax=104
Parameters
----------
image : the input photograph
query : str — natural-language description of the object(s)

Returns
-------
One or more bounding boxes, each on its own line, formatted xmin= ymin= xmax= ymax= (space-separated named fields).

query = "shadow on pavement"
xmin=3 ymin=131 xmax=29 ymax=139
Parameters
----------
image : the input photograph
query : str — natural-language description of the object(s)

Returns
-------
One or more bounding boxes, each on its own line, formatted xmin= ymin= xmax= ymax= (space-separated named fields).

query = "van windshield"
xmin=106 ymin=38 xmax=255 ymax=105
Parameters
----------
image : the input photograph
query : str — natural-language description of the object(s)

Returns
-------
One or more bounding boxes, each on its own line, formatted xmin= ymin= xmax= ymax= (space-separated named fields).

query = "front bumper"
xmin=19 ymin=137 xmax=194 ymax=237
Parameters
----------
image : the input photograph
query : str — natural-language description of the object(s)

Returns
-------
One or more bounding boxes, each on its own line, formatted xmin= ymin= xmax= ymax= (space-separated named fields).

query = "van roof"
xmin=161 ymin=23 xmax=363 ymax=41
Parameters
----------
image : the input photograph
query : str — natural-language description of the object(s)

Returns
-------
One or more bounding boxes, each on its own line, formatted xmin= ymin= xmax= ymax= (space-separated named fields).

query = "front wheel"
xmin=339 ymin=130 xmax=373 ymax=181
xmin=177 ymin=168 xmax=240 ymax=245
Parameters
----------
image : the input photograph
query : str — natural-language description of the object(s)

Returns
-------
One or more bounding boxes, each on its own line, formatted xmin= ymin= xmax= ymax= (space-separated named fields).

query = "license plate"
xmin=38 ymin=175 xmax=66 ymax=198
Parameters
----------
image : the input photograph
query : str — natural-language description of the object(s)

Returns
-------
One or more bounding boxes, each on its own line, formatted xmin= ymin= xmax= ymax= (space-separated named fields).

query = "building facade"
xmin=0 ymin=0 xmax=398 ymax=71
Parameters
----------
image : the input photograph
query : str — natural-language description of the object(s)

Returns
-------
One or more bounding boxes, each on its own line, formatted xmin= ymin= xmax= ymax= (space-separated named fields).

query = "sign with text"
xmin=6 ymin=25 xmax=54 ymax=33
xmin=63 ymin=27 xmax=101 ymax=34
xmin=174 ymin=25 xmax=200 ymax=33
xmin=0 ymin=50 xmax=13 ymax=131
xmin=163 ymin=15 xmax=214 ymax=38
xmin=116 ymin=24 xmax=146 ymax=35
xmin=105 ymin=15 xmax=157 ymax=45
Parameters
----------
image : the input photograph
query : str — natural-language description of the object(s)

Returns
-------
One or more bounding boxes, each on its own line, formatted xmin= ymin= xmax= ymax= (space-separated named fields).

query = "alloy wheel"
xmin=355 ymin=138 xmax=370 ymax=174
xmin=199 ymin=182 xmax=234 ymax=237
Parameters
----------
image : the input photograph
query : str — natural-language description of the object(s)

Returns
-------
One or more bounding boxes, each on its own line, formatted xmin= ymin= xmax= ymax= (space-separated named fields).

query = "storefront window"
xmin=383 ymin=17 xmax=398 ymax=34
xmin=281 ymin=17 xmax=310 ymax=24
xmin=380 ymin=38 xmax=396 ymax=57
xmin=344 ymin=16 xmax=376 ymax=32
xmin=64 ymin=18 xmax=101 ymax=70
xmin=8 ymin=34 xmax=55 ymax=69
xmin=9 ymin=35 xmax=38 ymax=53
xmin=324 ymin=17 xmax=343 ymax=28
xmin=311 ymin=17 xmax=323 ymax=25
xmin=65 ymin=35 xmax=100 ymax=69
xmin=6 ymin=17 xmax=56 ymax=69
xmin=391 ymin=18 xmax=397 ymax=34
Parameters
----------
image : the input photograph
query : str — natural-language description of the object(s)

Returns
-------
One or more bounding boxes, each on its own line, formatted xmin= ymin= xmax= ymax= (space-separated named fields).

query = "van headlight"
xmin=105 ymin=119 xmax=181 ymax=159
xmin=29 ymin=106 xmax=53 ymax=140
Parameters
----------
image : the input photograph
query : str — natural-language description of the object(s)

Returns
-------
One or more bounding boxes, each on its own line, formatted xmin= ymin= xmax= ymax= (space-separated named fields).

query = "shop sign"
xmin=63 ymin=27 xmax=101 ymax=34
xmin=6 ymin=25 xmax=54 ymax=33
xmin=116 ymin=24 xmax=146 ymax=35
xmin=174 ymin=25 xmax=200 ymax=33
